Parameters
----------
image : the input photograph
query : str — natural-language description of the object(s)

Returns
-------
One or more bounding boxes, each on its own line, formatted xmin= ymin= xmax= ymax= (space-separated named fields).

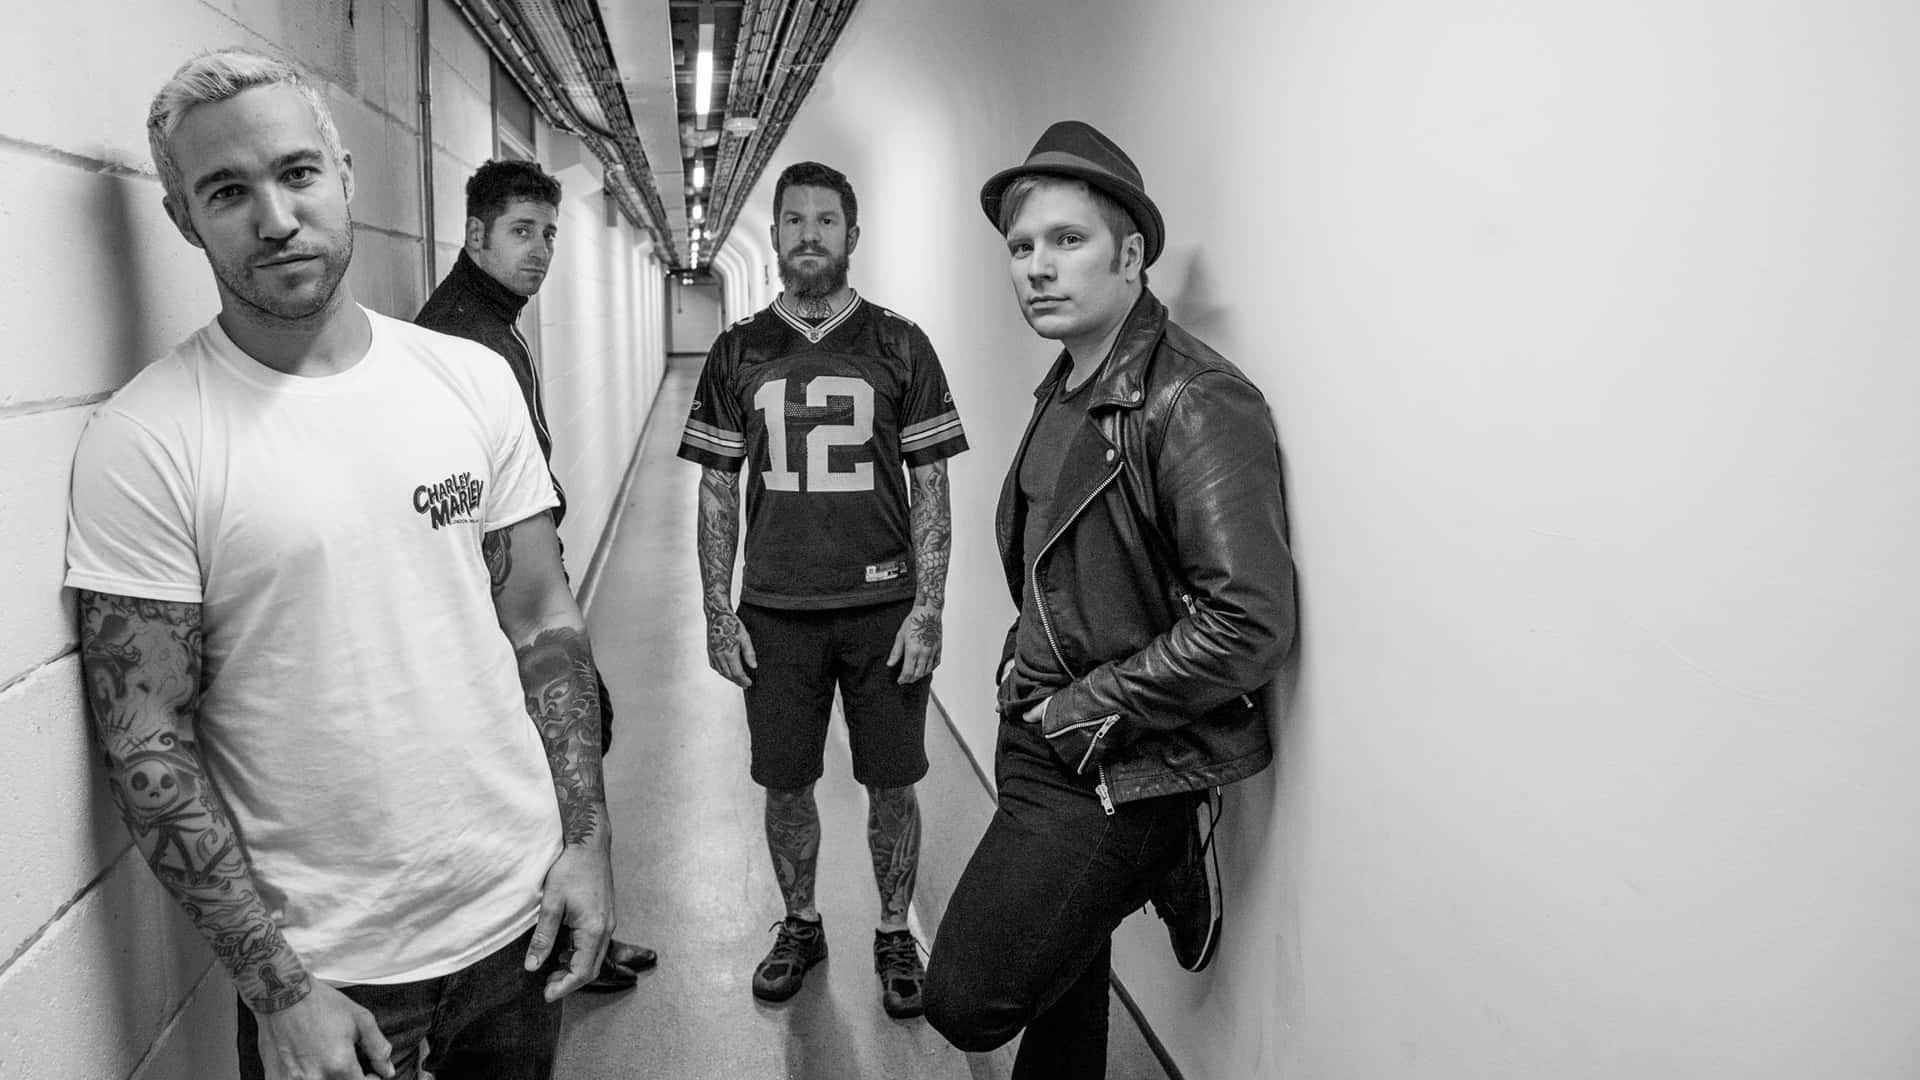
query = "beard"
xmin=208 ymin=219 xmax=356 ymax=321
xmin=778 ymin=245 xmax=850 ymax=300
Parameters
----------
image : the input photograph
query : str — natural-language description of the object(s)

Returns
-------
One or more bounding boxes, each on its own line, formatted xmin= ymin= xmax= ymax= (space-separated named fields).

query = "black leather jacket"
xmin=996 ymin=290 xmax=1295 ymax=809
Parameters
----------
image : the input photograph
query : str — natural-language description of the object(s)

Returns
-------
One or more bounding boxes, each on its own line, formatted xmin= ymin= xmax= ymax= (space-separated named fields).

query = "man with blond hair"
xmin=67 ymin=49 xmax=612 ymax=1078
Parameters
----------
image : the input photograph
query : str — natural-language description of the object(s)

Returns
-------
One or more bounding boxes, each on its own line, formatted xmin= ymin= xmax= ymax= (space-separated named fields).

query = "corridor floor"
xmin=557 ymin=354 xmax=1173 ymax=1080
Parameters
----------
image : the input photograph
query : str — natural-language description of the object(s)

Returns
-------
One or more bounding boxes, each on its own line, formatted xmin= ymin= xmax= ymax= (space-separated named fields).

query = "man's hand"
xmin=255 ymin=981 xmax=393 ymax=1080
xmin=706 ymin=610 xmax=757 ymax=687
xmin=1023 ymin=696 xmax=1050 ymax=726
xmin=526 ymin=843 xmax=616 ymax=1002
xmin=887 ymin=603 xmax=943 ymax=684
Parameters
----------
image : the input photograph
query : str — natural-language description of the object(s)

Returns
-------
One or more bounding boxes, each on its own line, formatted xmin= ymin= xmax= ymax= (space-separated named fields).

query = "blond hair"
xmin=147 ymin=49 xmax=344 ymax=210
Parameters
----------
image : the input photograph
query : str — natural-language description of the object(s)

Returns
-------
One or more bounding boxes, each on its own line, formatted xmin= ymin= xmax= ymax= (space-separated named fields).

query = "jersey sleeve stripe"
xmin=684 ymin=419 xmax=745 ymax=447
xmin=900 ymin=412 xmax=965 ymax=450
xmin=681 ymin=426 xmax=747 ymax=458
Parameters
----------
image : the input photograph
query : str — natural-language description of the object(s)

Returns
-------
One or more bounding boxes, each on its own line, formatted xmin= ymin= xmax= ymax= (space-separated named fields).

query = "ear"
xmin=162 ymin=195 xmax=203 ymax=250
xmin=768 ymin=221 xmax=777 ymax=251
xmin=1120 ymin=231 xmax=1145 ymax=282
xmin=845 ymin=223 xmax=860 ymax=255
xmin=466 ymin=216 xmax=487 ymax=252
xmin=339 ymin=151 xmax=354 ymax=204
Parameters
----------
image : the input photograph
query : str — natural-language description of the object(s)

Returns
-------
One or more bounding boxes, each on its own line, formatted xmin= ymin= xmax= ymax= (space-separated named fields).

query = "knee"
xmin=923 ymin=957 xmax=1020 ymax=1053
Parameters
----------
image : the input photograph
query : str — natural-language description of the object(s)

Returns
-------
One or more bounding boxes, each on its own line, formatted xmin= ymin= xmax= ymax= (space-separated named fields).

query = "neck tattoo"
xmin=795 ymin=296 xmax=835 ymax=319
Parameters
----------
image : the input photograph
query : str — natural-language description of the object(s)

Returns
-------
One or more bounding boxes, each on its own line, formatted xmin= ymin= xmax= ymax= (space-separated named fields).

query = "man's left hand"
xmin=526 ymin=842 xmax=616 ymax=1002
xmin=887 ymin=604 xmax=943 ymax=684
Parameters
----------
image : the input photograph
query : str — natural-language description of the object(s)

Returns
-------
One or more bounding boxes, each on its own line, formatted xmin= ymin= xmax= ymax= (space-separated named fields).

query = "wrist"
xmin=245 ymin=968 xmax=313 ymax=1015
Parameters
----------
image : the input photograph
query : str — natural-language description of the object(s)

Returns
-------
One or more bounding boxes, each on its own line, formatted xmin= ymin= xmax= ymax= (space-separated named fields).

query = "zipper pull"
xmin=1095 ymin=765 xmax=1115 ymax=816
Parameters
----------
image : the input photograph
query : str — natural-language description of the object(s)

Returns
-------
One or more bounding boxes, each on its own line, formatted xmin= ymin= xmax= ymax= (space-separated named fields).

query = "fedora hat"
xmin=980 ymin=120 xmax=1165 ymax=267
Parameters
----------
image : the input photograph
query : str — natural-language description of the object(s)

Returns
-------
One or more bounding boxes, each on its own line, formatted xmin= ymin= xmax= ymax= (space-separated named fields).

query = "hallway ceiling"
xmin=454 ymin=0 xmax=860 ymax=273
xmin=608 ymin=0 xmax=863 ymax=273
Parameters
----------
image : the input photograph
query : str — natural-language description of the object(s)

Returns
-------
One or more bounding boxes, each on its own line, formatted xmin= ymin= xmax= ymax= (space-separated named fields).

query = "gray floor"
xmin=557 ymin=355 xmax=1172 ymax=1080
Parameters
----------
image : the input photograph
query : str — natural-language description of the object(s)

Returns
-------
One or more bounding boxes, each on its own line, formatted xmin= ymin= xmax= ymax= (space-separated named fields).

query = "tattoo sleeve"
xmin=698 ymin=467 xmax=746 ymax=646
xmin=908 ymin=461 xmax=952 ymax=610
xmin=483 ymin=526 xmax=513 ymax=597
xmin=513 ymin=625 xmax=607 ymax=847
xmin=76 ymin=590 xmax=312 ymax=1014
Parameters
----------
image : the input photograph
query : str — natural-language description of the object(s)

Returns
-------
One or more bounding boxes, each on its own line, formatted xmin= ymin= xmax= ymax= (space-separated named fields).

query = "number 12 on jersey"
xmin=753 ymin=376 xmax=876 ymax=492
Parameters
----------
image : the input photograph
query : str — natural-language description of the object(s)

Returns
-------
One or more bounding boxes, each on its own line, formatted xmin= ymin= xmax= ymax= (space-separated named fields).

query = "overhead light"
xmin=693 ymin=20 xmax=715 ymax=129
xmin=691 ymin=202 xmax=704 ymax=222
xmin=692 ymin=159 xmax=706 ymax=190
xmin=724 ymin=116 xmax=759 ymax=135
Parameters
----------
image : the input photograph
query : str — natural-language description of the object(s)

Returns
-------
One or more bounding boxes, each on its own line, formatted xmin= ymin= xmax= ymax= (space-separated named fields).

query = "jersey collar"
xmin=773 ymin=290 xmax=863 ymax=343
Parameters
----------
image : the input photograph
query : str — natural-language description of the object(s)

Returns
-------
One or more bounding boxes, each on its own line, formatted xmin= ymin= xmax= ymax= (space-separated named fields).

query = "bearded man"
xmin=677 ymin=161 xmax=967 ymax=1019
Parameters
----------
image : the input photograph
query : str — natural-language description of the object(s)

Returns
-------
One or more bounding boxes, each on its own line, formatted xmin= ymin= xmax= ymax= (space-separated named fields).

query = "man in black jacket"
xmin=924 ymin=122 xmax=1296 ymax=1077
xmin=417 ymin=159 xmax=657 ymax=992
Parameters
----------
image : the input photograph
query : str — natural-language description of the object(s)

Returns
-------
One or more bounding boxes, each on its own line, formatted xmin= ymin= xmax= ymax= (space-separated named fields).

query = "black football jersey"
xmin=678 ymin=294 xmax=967 ymax=608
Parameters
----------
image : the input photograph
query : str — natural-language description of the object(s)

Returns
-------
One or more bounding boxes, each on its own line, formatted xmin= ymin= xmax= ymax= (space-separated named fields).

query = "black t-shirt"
xmin=1008 ymin=365 xmax=1102 ymax=704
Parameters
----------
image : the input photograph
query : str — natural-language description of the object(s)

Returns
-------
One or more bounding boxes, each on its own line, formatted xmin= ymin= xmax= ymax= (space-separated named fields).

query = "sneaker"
xmin=872 ymin=929 xmax=926 ymax=1018
xmin=1150 ymin=787 xmax=1223 ymax=972
xmin=752 ymin=916 xmax=827 ymax=1001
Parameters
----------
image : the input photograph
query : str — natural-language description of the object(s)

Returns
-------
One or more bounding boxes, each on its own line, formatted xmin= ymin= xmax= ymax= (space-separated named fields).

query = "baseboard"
xmin=578 ymin=382 xmax=674 ymax=615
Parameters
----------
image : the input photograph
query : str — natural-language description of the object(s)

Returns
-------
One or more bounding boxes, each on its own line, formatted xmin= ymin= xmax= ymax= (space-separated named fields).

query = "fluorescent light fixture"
xmin=691 ymin=202 xmax=704 ymax=222
xmin=692 ymin=160 xmax=706 ymax=189
xmin=693 ymin=20 xmax=715 ymax=129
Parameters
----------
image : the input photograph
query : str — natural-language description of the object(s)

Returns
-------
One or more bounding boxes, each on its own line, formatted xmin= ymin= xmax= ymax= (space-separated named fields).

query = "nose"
xmin=254 ymin=188 xmax=298 ymax=242
xmin=1024 ymin=244 xmax=1054 ymax=284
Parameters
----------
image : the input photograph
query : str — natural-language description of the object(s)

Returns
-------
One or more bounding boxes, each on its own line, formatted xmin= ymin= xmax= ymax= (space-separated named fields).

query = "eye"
xmin=1059 ymin=232 xmax=1084 ymax=247
xmin=282 ymin=166 xmax=319 ymax=188
xmin=514 ymin=227 xmax=529 ymax=238
xmin=207 ymin=185 xmax=244 ymax=205
xmin=1008 ymin=241 xmax=1032 ymax=258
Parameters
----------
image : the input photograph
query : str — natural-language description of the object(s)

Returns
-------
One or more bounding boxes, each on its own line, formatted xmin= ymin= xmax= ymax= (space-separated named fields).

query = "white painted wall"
xmin=742 ymin=2 xmax=1920 ymax=1077
xmin=669 ymin=277 xmax=725 ymax=353
xmin=0 ymin=1 xmax=663 ymax=1074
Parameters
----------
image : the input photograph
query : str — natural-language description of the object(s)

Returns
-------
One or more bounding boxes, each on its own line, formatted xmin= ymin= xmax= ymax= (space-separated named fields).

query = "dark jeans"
xmin=925 ymin=719 xmax=1194 ymax=1079
xmin=237 ymin=926 xmax=561 ymax=1080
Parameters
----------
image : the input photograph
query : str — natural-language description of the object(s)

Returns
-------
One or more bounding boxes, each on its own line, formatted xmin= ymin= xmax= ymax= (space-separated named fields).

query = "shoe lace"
xmin=875 ymin=932 xmax=921 ymax=976
xmin=765 ymin=919 xmax=817 ymax=965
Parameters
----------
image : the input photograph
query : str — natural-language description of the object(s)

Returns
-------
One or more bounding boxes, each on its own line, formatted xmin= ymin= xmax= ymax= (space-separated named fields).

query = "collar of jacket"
xmin=448 ymin=248 xmax=530 ymax=323
xmin=1030 ymin=288 xmax=1166 ymax=411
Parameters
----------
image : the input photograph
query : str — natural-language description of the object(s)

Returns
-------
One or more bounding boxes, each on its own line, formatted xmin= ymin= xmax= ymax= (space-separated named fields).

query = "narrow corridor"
xmin=558 ymin=355 xmax=1172 ymax=1079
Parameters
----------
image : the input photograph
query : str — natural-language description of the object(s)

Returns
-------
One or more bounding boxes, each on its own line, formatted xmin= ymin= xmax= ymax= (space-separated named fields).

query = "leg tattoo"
xmin=765 ymin=784 xmax=821 ymax=919
xmin=868 ymin=784 xmax=921 ymax=930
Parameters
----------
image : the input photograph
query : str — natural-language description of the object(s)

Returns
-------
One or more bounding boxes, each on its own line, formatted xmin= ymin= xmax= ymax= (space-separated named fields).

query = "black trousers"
xmin=924 ymin=720 xmax=1193 ymax=1079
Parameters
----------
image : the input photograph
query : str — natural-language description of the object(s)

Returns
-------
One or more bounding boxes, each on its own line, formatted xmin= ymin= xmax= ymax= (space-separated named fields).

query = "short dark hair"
xmin=466 ymin=159 xmax=562 ymax=229
xmin=773 ymin=161 xmax=857 ymax=229
xmin=995 ymin=174 xmax=1141 ymax=276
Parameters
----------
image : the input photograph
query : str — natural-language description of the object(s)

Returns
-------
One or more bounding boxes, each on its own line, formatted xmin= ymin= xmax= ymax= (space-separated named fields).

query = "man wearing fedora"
xmin=923 ymin=121 xmax=1295 ymax=1076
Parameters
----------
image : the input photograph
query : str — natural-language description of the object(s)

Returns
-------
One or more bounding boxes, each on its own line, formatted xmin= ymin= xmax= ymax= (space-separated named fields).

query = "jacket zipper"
xmin=1178 ymin=590 xmax=1258 ymax=711
xmin=1095 ymin=762 xmax=1115 ymax=816
xmin=1031 ymin=464 xmax=1124 ymax=676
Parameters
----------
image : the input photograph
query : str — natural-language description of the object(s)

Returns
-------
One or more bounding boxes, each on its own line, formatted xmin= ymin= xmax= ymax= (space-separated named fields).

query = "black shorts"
xmin=738 ymin=599 xmax=931 ymax=790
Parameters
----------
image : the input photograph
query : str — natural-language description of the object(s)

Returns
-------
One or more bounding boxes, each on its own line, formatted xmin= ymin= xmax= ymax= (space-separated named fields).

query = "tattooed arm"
xmin=76 ymin=590 xmax=393 ymax=1078
xmin=483 ymin=514 xmax=614 ymax=1002
xmin=698 ymin=467 xmax=756 ymax=687
xmin=887 ymin=460 xmax=952 ymax=684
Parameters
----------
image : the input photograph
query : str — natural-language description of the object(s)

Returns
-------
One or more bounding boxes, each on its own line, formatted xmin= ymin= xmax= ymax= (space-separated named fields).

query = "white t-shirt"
xmin=66 ymin=308 xmax=563 ymax=984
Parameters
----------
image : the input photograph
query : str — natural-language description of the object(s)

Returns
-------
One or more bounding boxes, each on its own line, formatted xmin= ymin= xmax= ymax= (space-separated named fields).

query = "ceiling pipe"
xmin=446 ymin=0 xmax=676 ymax=259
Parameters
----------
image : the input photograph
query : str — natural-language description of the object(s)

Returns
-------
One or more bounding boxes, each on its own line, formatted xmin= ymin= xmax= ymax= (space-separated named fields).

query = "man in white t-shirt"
xmin=65 ymin=50 xmax=614 ymax=1080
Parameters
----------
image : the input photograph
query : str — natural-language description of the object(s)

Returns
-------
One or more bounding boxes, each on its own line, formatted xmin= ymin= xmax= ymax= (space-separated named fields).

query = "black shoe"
xmin=581 ymin=938 xmax=656 ymax=992
xmin=752 ymin=916 xmax=827 ymax=1002
xmin=608 ymin=939 xmax=658 ymax=973
xmin=872 ymin=929 xmax=926 ymax=1019
xmin=1150 ymin=787 xmax=1223 ymax=972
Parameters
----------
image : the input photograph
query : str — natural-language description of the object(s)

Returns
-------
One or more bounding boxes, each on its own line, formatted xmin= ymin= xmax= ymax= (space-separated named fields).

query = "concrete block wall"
xmin=0 ymin=1 xmax=664 ymax=1073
